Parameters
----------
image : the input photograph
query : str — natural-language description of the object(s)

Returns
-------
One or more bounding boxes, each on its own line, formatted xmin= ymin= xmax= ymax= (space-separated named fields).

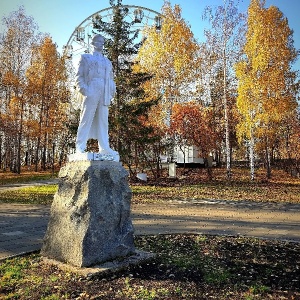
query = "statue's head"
xmin=91 ymin=34 xmax=105 ymax=47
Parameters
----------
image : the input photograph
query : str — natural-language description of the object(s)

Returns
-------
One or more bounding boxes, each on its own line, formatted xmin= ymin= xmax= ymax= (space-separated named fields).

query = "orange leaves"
xmin=235 ymin=0 xmax=299 ymax=179
xmin=8 ymin=96 xmax=23 ymax=115
xmin=26 ymin=36 xmax=64 ymax=90
xmin=2 ymin=35 xmax=70 ymax=147
xmin=170 ymin=102 xmax=217 ymax=156
xmin=2 ymin=71 xmax=20 ymax=87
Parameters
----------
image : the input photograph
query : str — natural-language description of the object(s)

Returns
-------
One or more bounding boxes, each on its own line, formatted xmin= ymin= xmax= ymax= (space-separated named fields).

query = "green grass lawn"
xmin=0 ymin=185 xmax=58 ymax=205
xmin=0 ymin=181 xmax=299 ymax=205
xmin=0 ymin=168 xmax=299 ymax=205
xmin=0 ymin=172 xmax=57 ymax=186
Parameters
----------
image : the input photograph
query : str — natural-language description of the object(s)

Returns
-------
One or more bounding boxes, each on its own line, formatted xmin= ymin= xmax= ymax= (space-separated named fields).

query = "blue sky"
xmin=0 ymin=0 xmax=299 ymax=71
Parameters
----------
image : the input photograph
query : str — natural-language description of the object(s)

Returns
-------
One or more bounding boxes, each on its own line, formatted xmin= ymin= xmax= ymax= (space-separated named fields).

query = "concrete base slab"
xmin=42 ymin=250 xmax=156 ymax=278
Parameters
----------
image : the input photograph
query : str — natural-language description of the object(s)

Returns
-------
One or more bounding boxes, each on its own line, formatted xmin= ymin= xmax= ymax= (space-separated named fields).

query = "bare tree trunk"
xmin=52 ymin=142 xmax=55 ymax=175
xmin=223 ymin=53 xmax=231 ymax=180
xmin=249 ymin=132 xmax=255 ymax=181
xmin=42 ymin=145 xmax=46 ymax=171
xmin=35 ymin=137 xmax=40 ymax=172
xmin=222 ymin=1 xmax=231 ymax=180
xmin=0 ymin=136 xmax=2 ymax=170
xmin=16 ymin=132 xmax=22 ymax=174
xmin=16 ymin=105 xmax=24 ymax=174
xmin=265 ymin=146 xmax=271 ymax=179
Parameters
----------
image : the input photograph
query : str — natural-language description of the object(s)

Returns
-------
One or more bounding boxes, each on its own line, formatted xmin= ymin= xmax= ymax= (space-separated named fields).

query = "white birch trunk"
xmin=249 ymin=131 xmax=255 ymax=181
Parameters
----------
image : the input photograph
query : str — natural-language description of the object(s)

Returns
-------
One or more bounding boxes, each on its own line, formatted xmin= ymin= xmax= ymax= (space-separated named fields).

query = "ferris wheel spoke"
xmin=63 ymin=5 xmax=162 ymax=59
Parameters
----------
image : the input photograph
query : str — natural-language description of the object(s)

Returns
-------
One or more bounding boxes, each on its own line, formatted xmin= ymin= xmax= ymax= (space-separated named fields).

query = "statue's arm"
xmin=103 ymin=59 xmax=116 ymax=106
xmin=76 ymin=55 xmax=88 ymax=96
xmin=108 ymin=61 xmax=116 ymax=97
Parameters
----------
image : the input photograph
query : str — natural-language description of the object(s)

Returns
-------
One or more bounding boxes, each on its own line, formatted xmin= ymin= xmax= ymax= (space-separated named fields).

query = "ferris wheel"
xmin=63 ymin=5 xmax=162 ymax=59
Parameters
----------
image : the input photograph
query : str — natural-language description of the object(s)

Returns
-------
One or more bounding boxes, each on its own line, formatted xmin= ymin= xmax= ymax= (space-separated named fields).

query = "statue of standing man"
xmin=75 ymin=34 xmax=118 ymax=160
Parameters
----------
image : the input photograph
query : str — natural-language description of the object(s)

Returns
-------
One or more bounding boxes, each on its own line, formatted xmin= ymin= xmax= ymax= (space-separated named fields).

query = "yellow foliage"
xmin=136 ymin=2 xmax=199 ymax=100
xmin=235 ymin=0 xmax=298 ymax=147
xmin=2 ymin=71 xmax=20 ymax=87
xmin=8 ymin=96 xmax=23 ymax=115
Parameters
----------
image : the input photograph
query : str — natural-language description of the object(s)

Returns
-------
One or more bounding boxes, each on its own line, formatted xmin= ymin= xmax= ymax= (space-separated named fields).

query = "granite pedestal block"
xmin=41 ymin=161 xmax=135 ymax=267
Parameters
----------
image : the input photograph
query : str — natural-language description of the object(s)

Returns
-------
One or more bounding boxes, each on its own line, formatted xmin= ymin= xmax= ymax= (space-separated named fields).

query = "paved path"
xmin=1 ymin=199 xmax=300 ymax=260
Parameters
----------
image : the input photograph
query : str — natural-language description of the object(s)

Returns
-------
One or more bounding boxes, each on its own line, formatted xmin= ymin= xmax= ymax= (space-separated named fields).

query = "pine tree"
xmin=93 ymin=0 xmax=161 ymax=176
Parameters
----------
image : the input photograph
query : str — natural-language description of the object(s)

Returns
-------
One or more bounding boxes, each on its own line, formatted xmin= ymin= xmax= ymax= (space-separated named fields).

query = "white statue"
xmin=75 ymin=34 xmax=118 ymax=160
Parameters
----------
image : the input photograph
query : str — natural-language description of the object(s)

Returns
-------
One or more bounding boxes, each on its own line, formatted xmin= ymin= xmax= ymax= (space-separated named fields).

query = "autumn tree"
xmin=235 ymin=0 xmax=298 ymax=180
xmin=26 ymin=36 xmax=70 ymax=171
xmin=137 ymin=1 xmax=199 ymax=117
xmin=284 ymin=109 xmax=300 ymax=174
xmin=208 ymin=67 xmax=239 ymax=165
xmin=203 ymin=0 xmax=246 ymax=179
xmin=277 ymin=108 xmax=300 ymax=173
xmin=169 ymin=101 xmax=219 ymax=178
xmin=0 ymin=6 xmax=40 ymax=173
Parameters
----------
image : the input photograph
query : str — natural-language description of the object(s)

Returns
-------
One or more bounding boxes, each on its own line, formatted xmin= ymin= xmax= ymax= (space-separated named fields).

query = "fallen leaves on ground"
xmin=131 ymin=168 xmax=300 ymax=204
xmin=1 ymin=234 xmax=299 ymax=299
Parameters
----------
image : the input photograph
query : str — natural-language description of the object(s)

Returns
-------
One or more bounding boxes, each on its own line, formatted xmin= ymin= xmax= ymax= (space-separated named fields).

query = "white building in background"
xmin=174 ymin=145 xmax=205 ymax=165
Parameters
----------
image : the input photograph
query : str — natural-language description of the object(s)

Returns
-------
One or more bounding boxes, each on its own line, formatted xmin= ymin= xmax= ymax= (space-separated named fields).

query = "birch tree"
xmin=137 ymin=1 xmax=199 ymax=115
xmin=203 ymin=0 xmax=246 ymax=179
xmin=235 ymin=0 xmax=298 ymax=179
xmin=0 ymin=6 xmax=40 ymax=173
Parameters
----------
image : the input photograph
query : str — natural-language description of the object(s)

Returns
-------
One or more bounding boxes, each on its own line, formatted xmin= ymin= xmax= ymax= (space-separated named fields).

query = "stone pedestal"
xmin=41 ymin=161 xmax=135 ymax=268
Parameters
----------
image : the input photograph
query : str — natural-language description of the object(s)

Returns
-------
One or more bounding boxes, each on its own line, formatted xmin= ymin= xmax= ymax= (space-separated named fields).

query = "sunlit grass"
xmin=0 ymin=171 xmax=57 ymax=186
xmin=0 ymin=256 xmax=31 ymax=290
xmin=0 ymin=185 xmax=57 ymax=205
xmin=131 ymin=168 xmax=300 ymax=204
xmin=131 ymin=182 xmax=300 ymax=204
xmin=0 ymin=168 xmax=299 ymax=205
